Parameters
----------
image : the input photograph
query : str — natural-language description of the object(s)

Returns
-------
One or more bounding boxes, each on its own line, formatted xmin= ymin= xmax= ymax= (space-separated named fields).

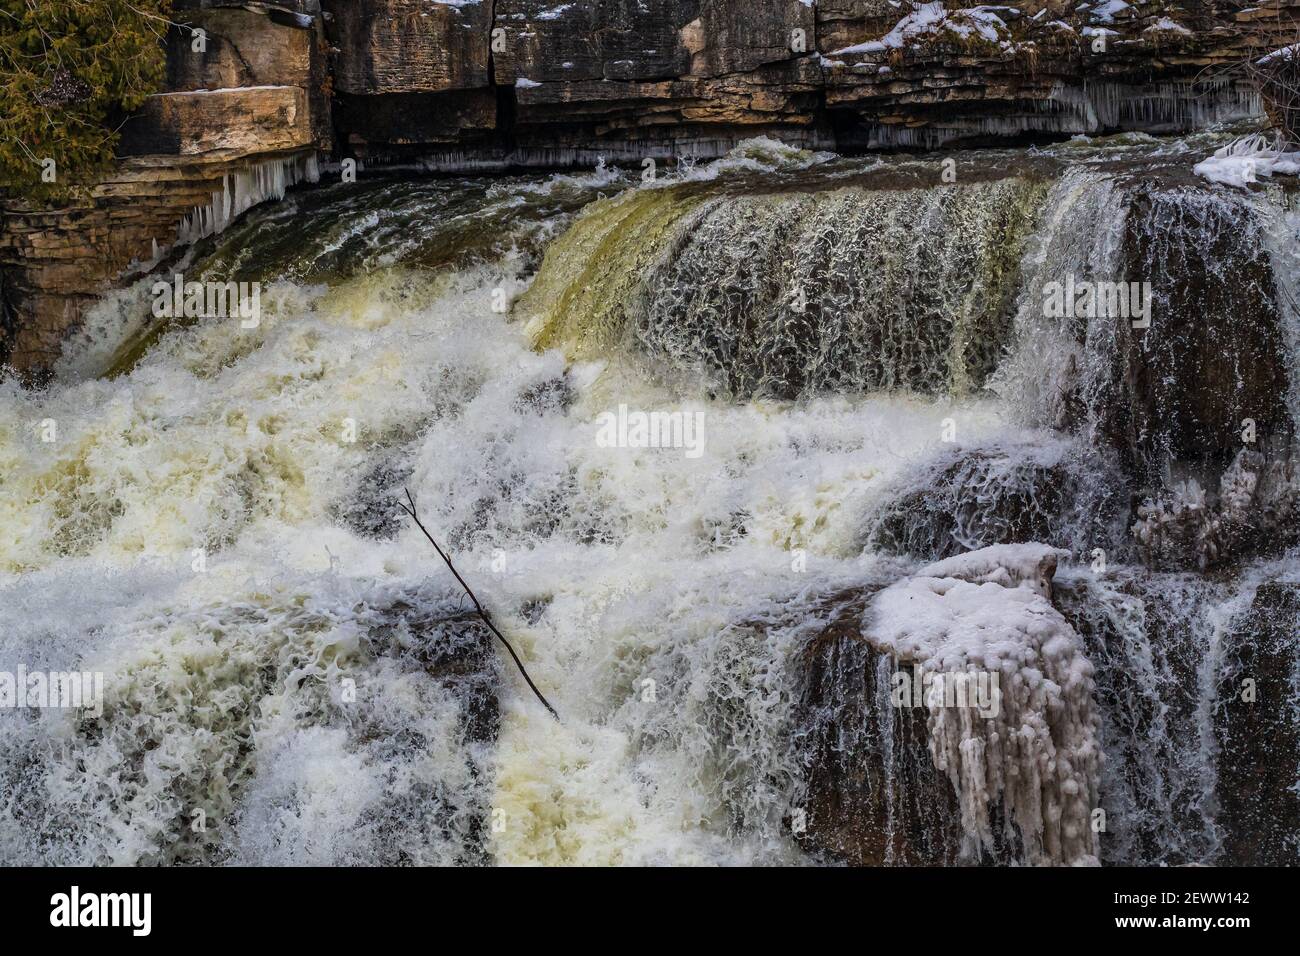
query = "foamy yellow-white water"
xmin=8 ymin=133 xmax=1280 ymax=865
xmin=0 ymin=143 xmax=1028 ymax=864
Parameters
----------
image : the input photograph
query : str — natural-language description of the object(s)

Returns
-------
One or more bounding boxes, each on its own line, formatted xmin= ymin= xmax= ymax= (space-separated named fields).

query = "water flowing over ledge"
xmin=2 ymin=132 xmax=1299 ymax=865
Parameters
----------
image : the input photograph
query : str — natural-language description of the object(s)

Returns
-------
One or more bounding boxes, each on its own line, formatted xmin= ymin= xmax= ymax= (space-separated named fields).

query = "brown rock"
xmin=796 ymin=588 xmax=968 ymax=865
xmin=117 ymin=87 xmax=315 ymax=158
xmin=325 ymin=0 xmax=492 ymax=93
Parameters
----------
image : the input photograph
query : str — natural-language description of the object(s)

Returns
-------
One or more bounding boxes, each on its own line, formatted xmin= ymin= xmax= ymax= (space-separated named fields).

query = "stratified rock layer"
xmin=5 ymin=0 xmax=1300 ymax=373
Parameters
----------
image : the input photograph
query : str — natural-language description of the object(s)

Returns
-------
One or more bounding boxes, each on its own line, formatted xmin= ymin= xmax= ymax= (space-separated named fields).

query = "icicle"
xmin=175 ymin=151 xmax=319 ymax=247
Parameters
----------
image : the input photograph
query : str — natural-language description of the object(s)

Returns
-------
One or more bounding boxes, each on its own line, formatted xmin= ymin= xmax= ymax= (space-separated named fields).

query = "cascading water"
xmin=2 ymin=132 xmax=1298 ymax=866
xmin=524 ymin=172 xmax=1046 ymax=399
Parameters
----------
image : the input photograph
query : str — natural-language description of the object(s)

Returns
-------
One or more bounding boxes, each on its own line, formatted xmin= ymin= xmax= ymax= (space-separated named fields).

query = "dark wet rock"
xmin=1055 ymin=571 xmax=1224 ymax=865
xmin=332 ymin=88 xmax=499 ymax=153
xmin=1091 ymin=184 xmax=1292 ymax=488
xmin=360 ymin=592 xmax=502 ymax=748
xmin=795 ymin=588 xmax=968 ymax=865
xmin=514 ymin=372 xmax=574 ymax=414
xmin=333 ymin=456 xmax=415 ymax=540
xmin=1058 ymin=570 xmax=1300 ymax=865
xmin=1131 ymin=446 xmax=1300 ymax=571
xmin=1214 ymin=581 xmax=1300 ymax=866
xmin=867 ymin=438 xmax=1127 ymax=561
xmin=519 ymin=596 xmax=551 ymax=625
xmin=796 ymin=546 xmax=1105 ymax=866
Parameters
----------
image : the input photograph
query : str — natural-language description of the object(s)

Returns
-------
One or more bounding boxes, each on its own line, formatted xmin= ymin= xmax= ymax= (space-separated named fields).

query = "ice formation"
xmin=1195 ymin=134 xmax=1300 ymax=189
xmin=1132 ymin=450 xmax=1300 ymax=570
xmin=176 ymin=152 xmax=320 ymax=244
xmin=854 ymin=80 xmax=1259 ymax=150
xmin=866 ymin=544 xmax=1102 ymax=865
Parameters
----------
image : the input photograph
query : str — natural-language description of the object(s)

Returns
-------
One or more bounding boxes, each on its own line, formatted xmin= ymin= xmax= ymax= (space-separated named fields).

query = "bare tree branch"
xmin=1241 ymin=10 xmax=1300 ymax=145
xmin=398 ymin=488 xmax=560 ymax=721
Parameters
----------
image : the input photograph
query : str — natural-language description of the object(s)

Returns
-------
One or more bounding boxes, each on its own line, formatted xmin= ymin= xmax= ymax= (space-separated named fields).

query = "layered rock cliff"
xmin=2 ymin=0 xmax=1298 ymax=374
xmin=1 ymin=1 xmax=329 ymax=374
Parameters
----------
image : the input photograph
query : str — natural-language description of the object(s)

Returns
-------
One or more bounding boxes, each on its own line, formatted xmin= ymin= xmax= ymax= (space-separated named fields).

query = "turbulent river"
xmin=2 ymin=132 xmax=1298 ymax=866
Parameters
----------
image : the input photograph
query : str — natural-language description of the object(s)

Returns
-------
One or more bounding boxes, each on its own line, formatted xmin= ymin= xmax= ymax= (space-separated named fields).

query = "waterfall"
xmin=524 ymin=176 xmax=1048 ymax=399
xmin=3 ymin=134 xmax=1299 ymax=866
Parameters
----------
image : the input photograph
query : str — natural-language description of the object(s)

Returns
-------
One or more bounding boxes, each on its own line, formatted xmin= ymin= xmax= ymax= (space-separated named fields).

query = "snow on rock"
xmin=1194 ymin=134 xmax=1300 ymax=189
xmin=1145 ymin=16 xmax=1191 ymax=35
xmin=865 ymin=543 xmax=1102 ymax=865
xmin=1258 ymin=42 xmax=1300 ymax=65
xmin=1088 ymin=0 xmax=1130 ymax=24
xmin=921 ymin=542 xmax=1069 ymax=597
xmin=832 ymin=3 xmax=1012 ymax=56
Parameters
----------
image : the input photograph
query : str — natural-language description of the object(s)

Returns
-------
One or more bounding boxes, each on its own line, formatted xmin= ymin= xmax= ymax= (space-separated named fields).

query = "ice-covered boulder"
xmin=867 ymin=543 xmax=1102 ymax=865
xmin=799 ymin=543 xmax=1103 ymax=866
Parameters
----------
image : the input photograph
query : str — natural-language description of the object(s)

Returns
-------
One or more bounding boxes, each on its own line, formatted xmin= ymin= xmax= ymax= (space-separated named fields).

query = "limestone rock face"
xmin=327 ymin=0 xmax=1296 ymax=160
xmin=6 ymin=0 xmax=1300 ymax=374
xmin=165 ymin=5 xmax=333 ymax=146
xmin=118 ymin=87 xmax=315 ymax=157
xmin=1 ymin=5 xmax=330 ymax=375
xmin=0 ymin=149 xmax=319 ymax=372
xmin=324 ymin=0 xmax=493 ymax=93
xmin=491 ymin=0 xmax=695 ymax=85
xmin=166 ymin=8 xmax=317 ymax=91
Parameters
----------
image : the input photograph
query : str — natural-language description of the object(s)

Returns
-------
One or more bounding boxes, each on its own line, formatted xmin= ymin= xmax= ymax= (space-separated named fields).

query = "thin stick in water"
xmin=398 ymin=488 xmax=560 ymax=721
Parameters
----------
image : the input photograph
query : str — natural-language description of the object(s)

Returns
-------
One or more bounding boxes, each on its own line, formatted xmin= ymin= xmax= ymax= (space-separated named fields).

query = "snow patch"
xmin=1259 ymin=42 xmax=1300 ymax=66
xmin=1089 ymin=0 xmax=1129 ymax=23
xmin=1144 ymin=16 xmax=1191 ymax=36
xmin=832 ymin=3 xmax=1012 ymax=56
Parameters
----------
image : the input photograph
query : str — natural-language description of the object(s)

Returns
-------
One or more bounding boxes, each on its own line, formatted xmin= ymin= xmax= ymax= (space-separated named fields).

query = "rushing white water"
xmin=2 ymin=133 xmax=1297 ymax=865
